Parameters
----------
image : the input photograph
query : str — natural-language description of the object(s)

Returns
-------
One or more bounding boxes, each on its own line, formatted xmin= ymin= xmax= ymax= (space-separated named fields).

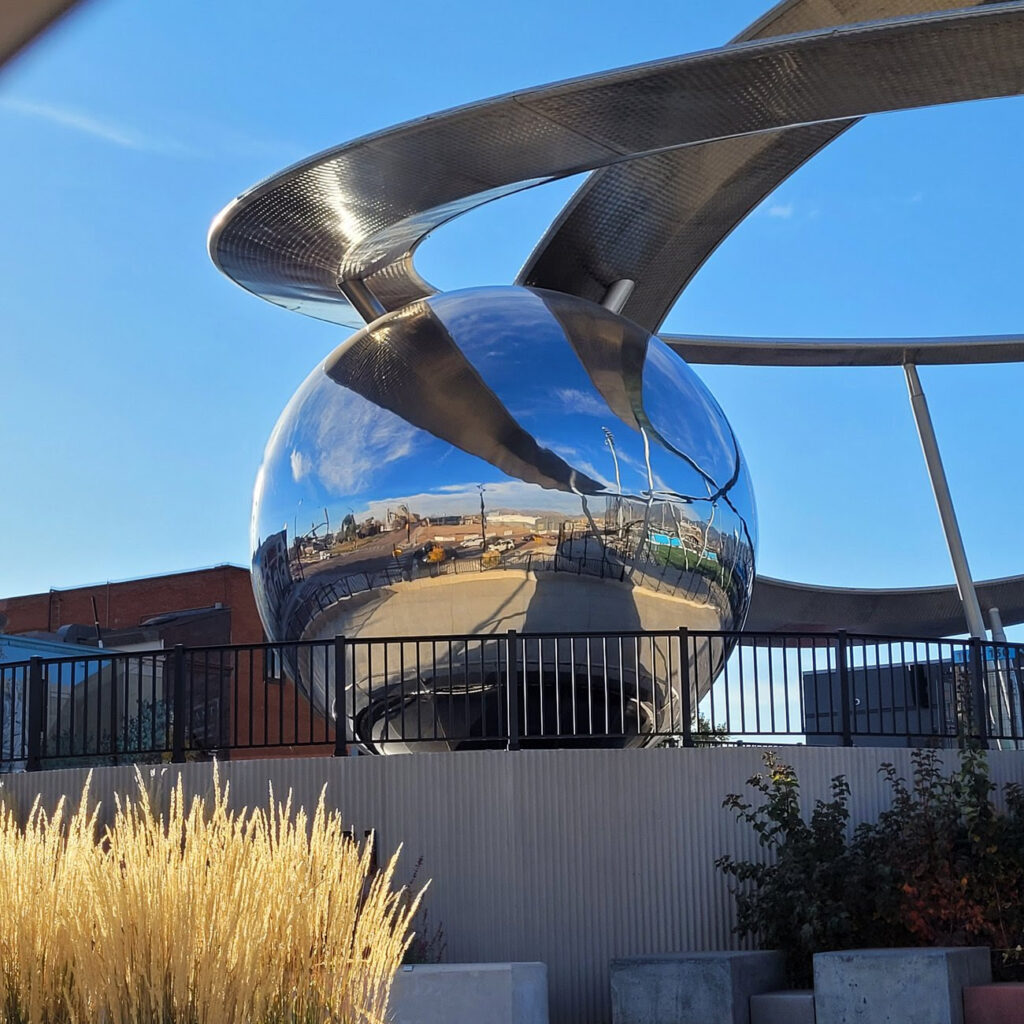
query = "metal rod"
xmin=601 ymin=278 xmax=635 ymax=314
xmin=903 ymin=363 xmax=987 ymax=640
xmin=990 ymin=607 xmax=1007 ymax=642
xmin=987 ymin=608 xmax=1017 ymax=748
xmin=338 ymin=277 xmax=386 ymax=322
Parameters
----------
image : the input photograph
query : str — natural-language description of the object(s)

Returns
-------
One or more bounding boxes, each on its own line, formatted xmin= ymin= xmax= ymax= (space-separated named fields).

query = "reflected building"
xmin=251 ymin=286 xmax=756 ymax=751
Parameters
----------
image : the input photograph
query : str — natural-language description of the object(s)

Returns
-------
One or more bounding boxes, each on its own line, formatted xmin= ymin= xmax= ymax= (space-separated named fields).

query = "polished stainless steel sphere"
xmin=252 ymin=286 xmax=756 ymax=750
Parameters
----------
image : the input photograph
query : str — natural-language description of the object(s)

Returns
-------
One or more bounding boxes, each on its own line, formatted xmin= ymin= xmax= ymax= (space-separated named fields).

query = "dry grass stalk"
xmin=0 ymin=771 xmax=421 ymax=1024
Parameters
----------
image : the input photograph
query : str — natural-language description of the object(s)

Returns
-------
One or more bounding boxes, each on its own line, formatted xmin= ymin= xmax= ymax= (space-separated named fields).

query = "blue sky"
xmin=1 ymin=0 xmax=1022 ymax=611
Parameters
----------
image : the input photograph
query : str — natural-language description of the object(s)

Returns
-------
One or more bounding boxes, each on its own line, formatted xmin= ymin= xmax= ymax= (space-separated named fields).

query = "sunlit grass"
xmin=0 ymin=772 xmax=420 ymax=1024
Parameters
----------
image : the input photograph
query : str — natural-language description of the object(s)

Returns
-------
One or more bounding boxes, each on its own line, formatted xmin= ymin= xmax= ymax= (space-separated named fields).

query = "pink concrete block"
xmin=964 ymin=983 xmax=1024 ymax=1024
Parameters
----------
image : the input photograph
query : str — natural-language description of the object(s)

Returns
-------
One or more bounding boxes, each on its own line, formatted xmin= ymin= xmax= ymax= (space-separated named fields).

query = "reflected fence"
xmin=1 ymin=630 xmax=1021 ymax=770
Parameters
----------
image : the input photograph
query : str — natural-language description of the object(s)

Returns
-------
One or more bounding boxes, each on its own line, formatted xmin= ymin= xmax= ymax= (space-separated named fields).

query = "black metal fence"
xmin=1 ymin=630 xmax=1021 ymax=770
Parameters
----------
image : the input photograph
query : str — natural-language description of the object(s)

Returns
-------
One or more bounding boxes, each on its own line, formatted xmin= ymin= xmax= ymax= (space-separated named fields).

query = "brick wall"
xmin=0 ymin=565 xmax=263 ymax=642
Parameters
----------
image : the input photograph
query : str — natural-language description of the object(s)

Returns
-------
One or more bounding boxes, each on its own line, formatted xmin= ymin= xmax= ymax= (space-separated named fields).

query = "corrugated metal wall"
xmin=3 ymin=747 xmax=1024 ymax=1024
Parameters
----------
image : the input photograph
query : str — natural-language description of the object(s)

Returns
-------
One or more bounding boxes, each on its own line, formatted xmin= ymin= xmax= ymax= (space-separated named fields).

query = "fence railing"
xmin=1 ymin=630 xmax=1021 ymax=770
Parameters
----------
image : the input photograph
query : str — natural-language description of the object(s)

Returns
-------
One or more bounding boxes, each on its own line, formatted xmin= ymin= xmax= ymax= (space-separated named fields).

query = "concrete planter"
xmin=610 ymin=951 xmax=786 ymax=1024
xmin=813 ymin=947 xmax=991 ymax=1024
xmin=388 ymin=962 xmax=549 ymax=1024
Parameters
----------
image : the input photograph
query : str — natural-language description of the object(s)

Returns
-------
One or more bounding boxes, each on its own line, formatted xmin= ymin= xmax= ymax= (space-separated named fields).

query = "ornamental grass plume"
xmin=0 ymin=771 xmax=421 ymax=1024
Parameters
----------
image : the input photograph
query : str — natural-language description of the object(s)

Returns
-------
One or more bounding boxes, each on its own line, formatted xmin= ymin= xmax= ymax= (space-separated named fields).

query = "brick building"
xmin=0 ymin=566 xmax=334 ymax=759
xmin=0 ymin=565 xmax=261 ymax=641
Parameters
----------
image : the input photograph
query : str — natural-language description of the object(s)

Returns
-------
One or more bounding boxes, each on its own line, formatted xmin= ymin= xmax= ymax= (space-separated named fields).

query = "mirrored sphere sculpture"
xmin=251 ymin=286 xmax=756 ymax=751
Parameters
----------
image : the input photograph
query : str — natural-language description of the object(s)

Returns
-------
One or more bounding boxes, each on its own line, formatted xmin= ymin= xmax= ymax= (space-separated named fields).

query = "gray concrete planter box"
xmin=610 ymin=951 xmax=786 ymax=1024
xmin=813 ymin=947 xmax=991 ymax=1024
xmin=388 ymin=962 xmax=549 ymax=1024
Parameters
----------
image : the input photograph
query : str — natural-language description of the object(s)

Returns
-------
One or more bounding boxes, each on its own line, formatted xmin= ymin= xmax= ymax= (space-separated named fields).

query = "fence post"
xmin=109 ymin=659 xmax=119 ymax=760
xmin=836 ymin=630 xmax=853 ymax=747
xmin=334 ymin=635 xmax=348 ymax=756
xmin=26 ymin=657 xmax=45 ymax=772
xmin=172 ymin=644 xmax=187 ymax=763
xmin=970 ymin=636 xmax=989 ymax=750
xmin=506 ymin=629 xmax=520 ymax=751
xmin=678 ymin=627 xmax=694 ymax=748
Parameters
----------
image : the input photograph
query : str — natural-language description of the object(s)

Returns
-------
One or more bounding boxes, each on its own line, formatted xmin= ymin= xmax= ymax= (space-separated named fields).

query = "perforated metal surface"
xmin=519 ymin=0 xmax=1010 ymax=331
xmin=210 ymin=3 xmax=1024 ymax=338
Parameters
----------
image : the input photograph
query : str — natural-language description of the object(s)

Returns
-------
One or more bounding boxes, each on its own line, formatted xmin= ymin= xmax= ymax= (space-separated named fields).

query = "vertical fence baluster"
xmin=971 ymin=636 xmax=989 ymax=749
xmin=172 ymin=644 xmax=186 ymax=763
xmin=679 ymin=627 xmax=693 ymax=748
xmin=506 ymin=629 xmax=520 ymax=751
xmin=26 ymin=658 xmax=45 ymax=772
xmin=837 ymin=630 xmax=853 ymax=747
xmin=334 ymin=636 xmax=347 ymax=756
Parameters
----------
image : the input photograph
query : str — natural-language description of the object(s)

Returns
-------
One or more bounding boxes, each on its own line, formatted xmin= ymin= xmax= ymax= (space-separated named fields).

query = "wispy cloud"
xmin=766 ymin=202 xmax=795 ymax=219
xmin=1 ymin=96 xmax=193 ymax=155
xmin=552 ymin=387 xmax=609 ymax=417
xmin=290 ymin=449 xmax=312 ymax=483
xmin=0 ymin=96 xmax=302 ymax=164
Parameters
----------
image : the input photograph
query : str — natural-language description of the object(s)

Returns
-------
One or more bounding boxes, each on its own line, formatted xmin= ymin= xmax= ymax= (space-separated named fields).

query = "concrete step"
xmin=750 ymin=989 xmax=815 ymax=1024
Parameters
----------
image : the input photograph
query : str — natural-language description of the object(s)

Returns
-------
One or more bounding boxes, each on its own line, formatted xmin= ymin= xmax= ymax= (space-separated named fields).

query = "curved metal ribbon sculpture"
xmin=210 ymin=2 xmax=1024 ymax=339
xmin=211 ymin=0 xmax=1024 ymax=750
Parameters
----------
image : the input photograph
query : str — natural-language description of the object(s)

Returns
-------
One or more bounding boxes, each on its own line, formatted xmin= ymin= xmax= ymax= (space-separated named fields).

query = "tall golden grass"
xmin=0 ymin=772 xmax=421 ymax=1024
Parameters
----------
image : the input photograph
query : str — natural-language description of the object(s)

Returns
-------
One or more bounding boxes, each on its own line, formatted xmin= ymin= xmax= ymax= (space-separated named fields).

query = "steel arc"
xmin=210 ymin=2 xmax=1024 ymax=352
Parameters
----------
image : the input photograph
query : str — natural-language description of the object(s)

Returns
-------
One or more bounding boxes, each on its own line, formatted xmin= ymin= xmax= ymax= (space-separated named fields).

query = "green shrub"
xmin=717 ymin=749 xmax=1024 ymax=985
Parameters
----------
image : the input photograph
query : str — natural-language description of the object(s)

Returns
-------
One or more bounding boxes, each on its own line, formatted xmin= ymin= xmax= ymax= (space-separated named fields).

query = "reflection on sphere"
xmin=251 ymin=286 xmax=757 ymax=752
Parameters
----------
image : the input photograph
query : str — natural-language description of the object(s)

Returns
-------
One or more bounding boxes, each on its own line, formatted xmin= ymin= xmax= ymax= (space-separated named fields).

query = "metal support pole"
xmin=903 ymin=364 xmax=987 ymax=639
xmin=987 ymin=608 xmax=1019 ymax=747
xmin=990 ymin=607 xmax=1007 ymax=643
